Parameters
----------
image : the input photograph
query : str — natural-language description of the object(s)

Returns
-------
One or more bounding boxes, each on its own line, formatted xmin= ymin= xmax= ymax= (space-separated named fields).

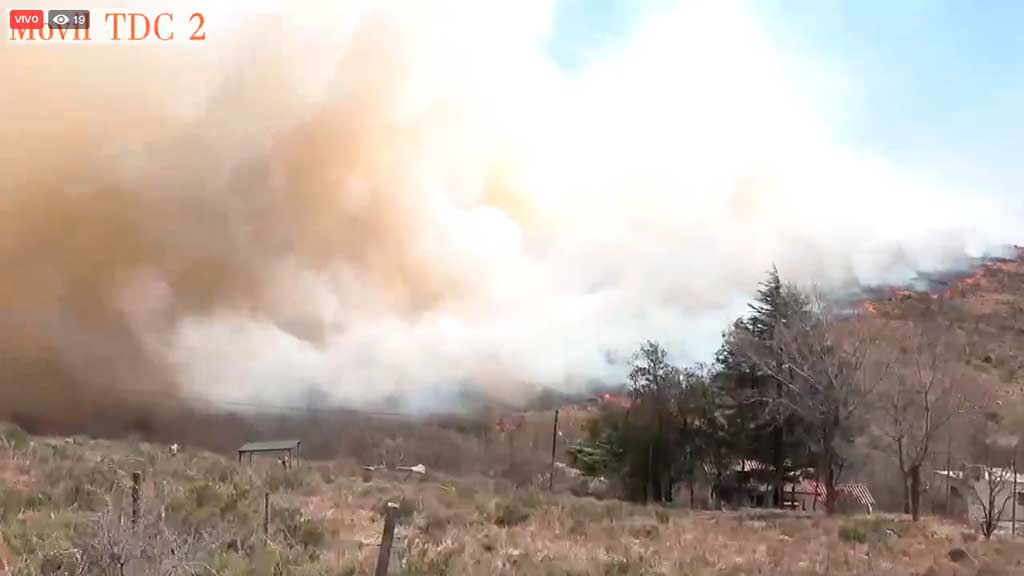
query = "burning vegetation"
xmin=855 ymin=248 xmax=1021 ymax=317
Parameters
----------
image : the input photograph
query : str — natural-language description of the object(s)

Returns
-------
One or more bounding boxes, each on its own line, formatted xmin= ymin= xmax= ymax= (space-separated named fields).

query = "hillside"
xmin=4 ymin=254 xmax=1024 ymax=573
xmin=857 ymin=249 xmax=1024 ymax=418
xmin=3 ymin=427 xmax=1024 ymax=575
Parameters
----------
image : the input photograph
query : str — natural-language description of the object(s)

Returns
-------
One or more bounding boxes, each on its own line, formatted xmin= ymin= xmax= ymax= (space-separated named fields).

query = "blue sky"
xmin=547 ymin=0 xmax=1023 ymax=201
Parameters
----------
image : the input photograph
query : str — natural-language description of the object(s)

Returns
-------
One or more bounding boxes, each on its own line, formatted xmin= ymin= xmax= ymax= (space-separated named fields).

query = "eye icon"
xmin=52 ymin=13 xmax=70 ymax=26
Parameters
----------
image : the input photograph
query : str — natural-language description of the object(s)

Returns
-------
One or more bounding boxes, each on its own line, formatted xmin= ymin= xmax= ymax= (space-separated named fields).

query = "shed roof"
xmin=937 ymin=467 xmax=1024 ymax=484
xmin=702 ymin=459 xmax=772 ymax=476
xmin=838 ymin=483 xmax=876 ymax=507
xmin=238 ymin=440 xmax=301 ymax=453
xmin=788 ymin=479 xmax=876 ymax=506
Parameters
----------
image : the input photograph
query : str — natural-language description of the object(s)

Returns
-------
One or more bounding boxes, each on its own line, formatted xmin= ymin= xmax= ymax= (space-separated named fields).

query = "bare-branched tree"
xmin=738 ymin=290 xmax=880 ymax=514
xmin=69 ymin=500 xmax=224 ymax=576
xmin=970 ymin=461 xmax=1017 ymax=540
xmin=966 ymin=415 xmax=1020 ymax=540
xmin=878 ymin=322 xmax=968 ymax=521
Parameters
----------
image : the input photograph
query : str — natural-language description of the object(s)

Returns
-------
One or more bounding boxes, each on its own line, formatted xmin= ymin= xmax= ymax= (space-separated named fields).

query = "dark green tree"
xmin=736 ymin=291 xmax=877 ymax=514
xmin=746 ymin=265 xmax=786 ymax=340
xmin=567 ymin=408 xmax=627 ymax=477
xmin=625 ymin=340 xmax=684 ymax=503
xmin=714 ymin=267 xmax=810 ymax=507
xmin=674 ymin=366 xmax=733 ymax=508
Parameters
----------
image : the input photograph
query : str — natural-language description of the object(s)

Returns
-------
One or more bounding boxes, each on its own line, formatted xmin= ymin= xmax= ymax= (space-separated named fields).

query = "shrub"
xmin=422 ymin=510 xmax=454 ymax=537
xmin=191 ymin=482 xmax=224 ymax=509
xmin=603 ymin=500 xmax=626 ymax=523
xmin=567 ymin=499 xmax=605 ymax=525
xmin=838 ymin=523 xmax=867 ymax=544
xmin=602 ymin=555 xmax=631 ymax=576
xmin=266 ymin=465 xmax=322 ymax=494
xmin=58 ymin=475 xmax=107 ymax=511
xmin=0 ymin=488 xmax=27 ymax=522
xmin=291 ymin=518 xmax=328 ymax=550
xmin=0 ymin=422 xmax=30 ymax=451
xmin=628 ymin=523 xmax=660 ymax=540
xmin=843 ymin=517 xmax=909 ymax=546
xmin=494 ymin=501 xmax=531 ymax=527
xmin=406 ymin=541 xmax=465 ymax=575
xmin=654 ymin=508 xmax=670 ymax=525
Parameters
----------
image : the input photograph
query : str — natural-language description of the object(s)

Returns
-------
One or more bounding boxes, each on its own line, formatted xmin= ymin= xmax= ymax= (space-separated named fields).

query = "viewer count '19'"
xmin=8 ymin=9 xmax=207 ymax=41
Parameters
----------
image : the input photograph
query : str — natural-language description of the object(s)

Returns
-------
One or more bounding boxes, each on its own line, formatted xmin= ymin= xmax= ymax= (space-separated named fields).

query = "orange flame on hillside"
xmin=945 ymin=269 xmax=986 ymax=298
xmin=600 ymin=393 xmax=632 ymax=408
xmin=857 ymin=258 xmax=1001 ymax=316
xmin=962 ymin=271 xmax=984 ymax=286
xmin=888 ymin=289 xmax=916 ymax=301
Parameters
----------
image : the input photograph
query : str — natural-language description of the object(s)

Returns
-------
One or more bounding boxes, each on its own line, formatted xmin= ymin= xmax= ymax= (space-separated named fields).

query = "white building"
xmin=935 ymin=465 xmax=1024 ymax=534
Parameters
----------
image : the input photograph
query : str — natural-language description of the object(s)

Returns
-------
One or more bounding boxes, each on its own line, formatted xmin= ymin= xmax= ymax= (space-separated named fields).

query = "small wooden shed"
xmin=238 ymin=439 xmax=301 ymax=464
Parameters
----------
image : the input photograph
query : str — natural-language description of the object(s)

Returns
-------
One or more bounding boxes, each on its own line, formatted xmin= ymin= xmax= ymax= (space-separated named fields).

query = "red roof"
xmin=789 ymin=479 xmax=875 ymax=506
xmin=838 ymin=483 xmax=876 ymax=507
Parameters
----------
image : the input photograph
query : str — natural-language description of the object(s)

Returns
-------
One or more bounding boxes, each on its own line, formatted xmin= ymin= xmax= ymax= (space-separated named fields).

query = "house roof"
xmin=838 ymin=483 xmax=876 ymax=507
xmin=788 ymin=479 xmax=876 ymax=506
xmin=238 ymin=440 xmax=301 ymax=453
xmin=702 ymin=459 xmax=772 ymax=476
xmin=790 ymin=478 xmax=823 ymax=496
xmin=935 ymin=467 xmax=1024 ymax=483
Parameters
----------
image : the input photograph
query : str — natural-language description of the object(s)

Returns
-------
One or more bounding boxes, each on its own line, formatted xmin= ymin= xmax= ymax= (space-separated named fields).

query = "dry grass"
xmin=2 ymin=426 xmax=1024 ymax=575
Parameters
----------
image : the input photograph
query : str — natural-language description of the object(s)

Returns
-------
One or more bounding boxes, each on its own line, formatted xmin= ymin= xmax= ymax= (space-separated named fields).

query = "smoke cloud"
xmin=1 ymin=0 xmax=1018 ymax=423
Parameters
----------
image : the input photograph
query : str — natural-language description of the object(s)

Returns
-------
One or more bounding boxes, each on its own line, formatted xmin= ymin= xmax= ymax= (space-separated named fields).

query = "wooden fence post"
xmin=131 ymin=471 xmax=142 ymax=528
xmin=374 ymin=502 xmax=399 ymax=576
xmin=549 ymin=409 xmax=559 ymax=492
xmin=264 ymin=492 xmax=270 ymax=540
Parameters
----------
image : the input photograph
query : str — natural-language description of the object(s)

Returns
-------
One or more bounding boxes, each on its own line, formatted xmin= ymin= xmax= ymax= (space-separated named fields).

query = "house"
xmin=672 ymin=460 xmax=776 ymax=508
xmin=680 ymin=460 xmax=875 ymax=514
xmin=935 ymin=465 xmax=1024 ymax=533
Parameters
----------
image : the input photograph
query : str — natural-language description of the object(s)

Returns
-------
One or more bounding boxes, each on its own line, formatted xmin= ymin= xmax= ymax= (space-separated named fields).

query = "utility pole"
xmin=1013 ymin=455 xmax=1018 ymax=537
xmin=549 ymin=409 xmax=559 ymax=492
xmin=945 ymin=434 xmax=952 ymax=517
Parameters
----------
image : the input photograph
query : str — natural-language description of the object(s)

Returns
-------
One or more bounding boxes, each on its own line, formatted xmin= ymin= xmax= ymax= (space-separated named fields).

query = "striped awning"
xmin=837 ymin=483 xmax=876 ymax=506
xmin=703 ymin=459 xmax=772 ymax=476
xmin=788 ymin=479 xmax=875 ymax=506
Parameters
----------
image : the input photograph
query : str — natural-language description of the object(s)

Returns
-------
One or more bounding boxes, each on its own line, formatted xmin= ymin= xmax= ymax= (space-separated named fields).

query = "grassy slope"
xmin=2 ymin=430 xmax=1024 ymax=575
xmin=3 ymin=257 xmax=1024 ymax=574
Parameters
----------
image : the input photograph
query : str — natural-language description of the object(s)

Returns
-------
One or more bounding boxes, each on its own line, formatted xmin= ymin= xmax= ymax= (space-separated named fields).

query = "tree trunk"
xmin=902 ymin=475 xmax=911 ymax=515
xmin=646 ymin=441 xmax=653 ymax=504
xmin=824 ymin=452 xmax=837 ymax=515
xmin=825 ymin=474 xmax=837 ymax=515
xmin=910 ymin=465 xmax=922 ymax=521
xmin=773 ymin=425 xmax=785 ymax=508
xmin=897 ymin=439 xmax=909 ymax=514
xmin=772 ymin=376 xmax=786 ymax=508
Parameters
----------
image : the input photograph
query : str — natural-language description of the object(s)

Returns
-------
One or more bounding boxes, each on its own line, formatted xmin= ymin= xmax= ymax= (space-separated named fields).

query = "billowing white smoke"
xmin=1 ymin=0 xmax=1018 ymax=414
